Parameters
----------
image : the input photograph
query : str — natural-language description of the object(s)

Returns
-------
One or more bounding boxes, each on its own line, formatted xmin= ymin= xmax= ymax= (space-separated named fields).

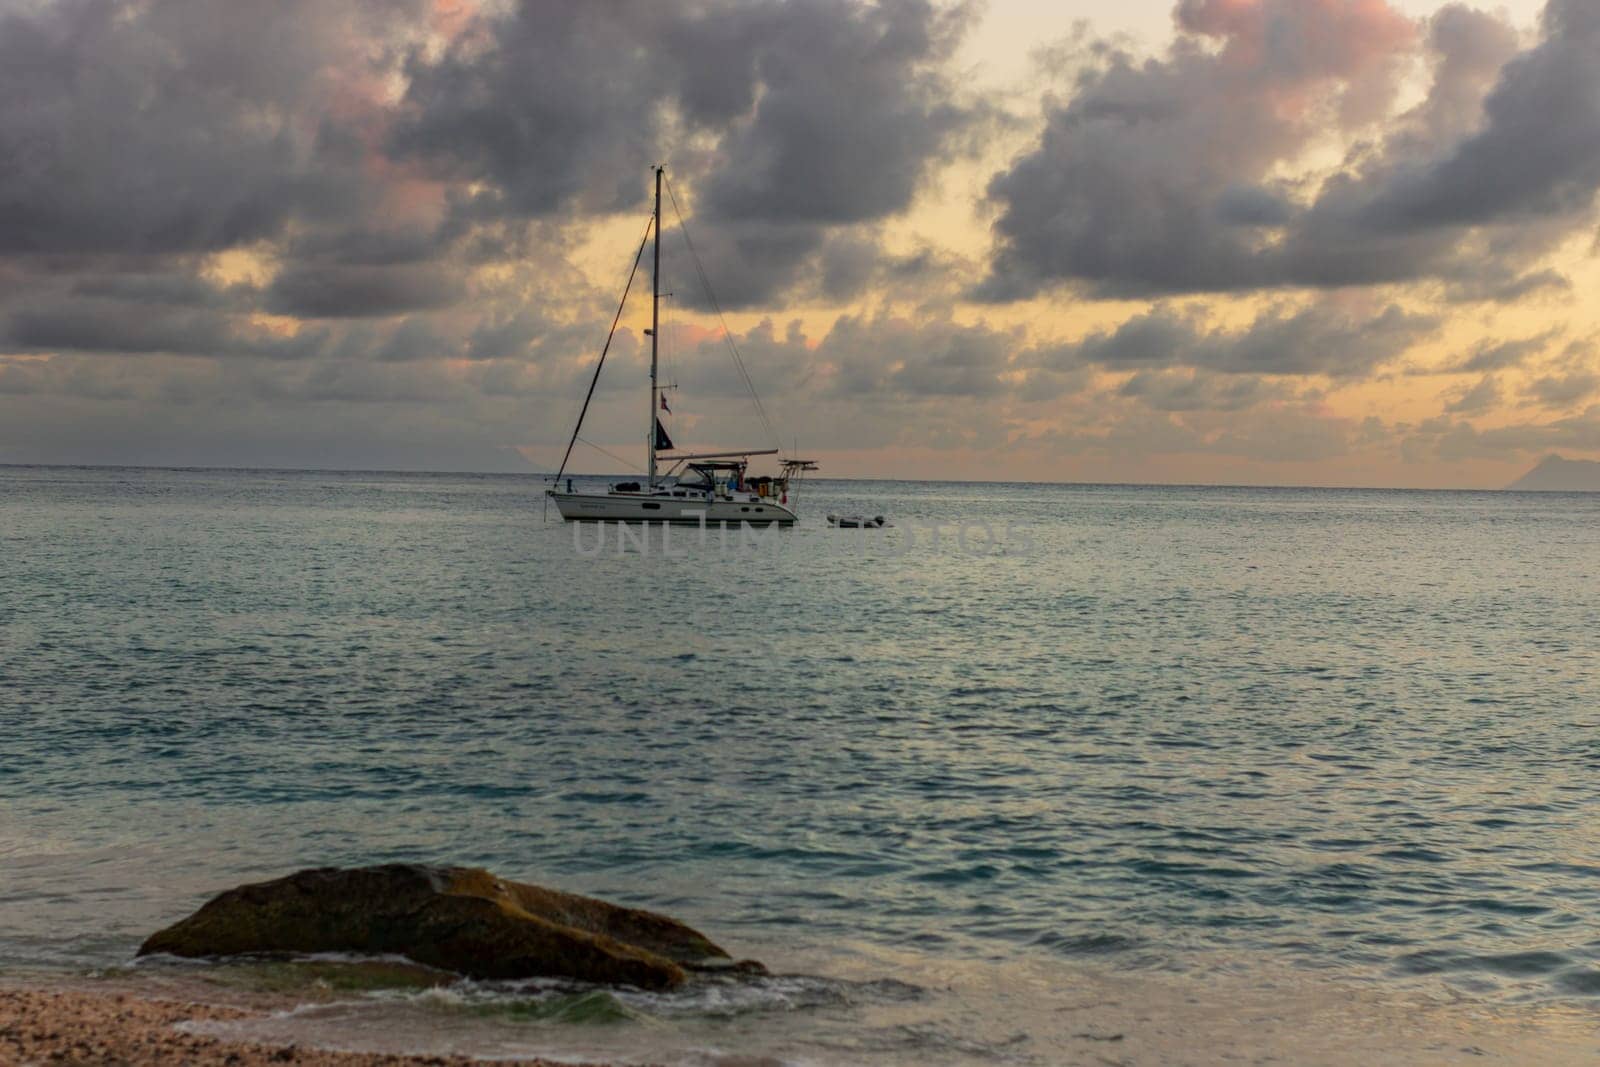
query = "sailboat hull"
xmin=547 ymin=491 xmax=797 ymax=525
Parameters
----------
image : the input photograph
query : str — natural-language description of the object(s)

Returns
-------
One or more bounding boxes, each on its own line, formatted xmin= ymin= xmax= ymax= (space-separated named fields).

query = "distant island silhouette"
xmin=1507 ymin=454 xmax=1600 ymax=491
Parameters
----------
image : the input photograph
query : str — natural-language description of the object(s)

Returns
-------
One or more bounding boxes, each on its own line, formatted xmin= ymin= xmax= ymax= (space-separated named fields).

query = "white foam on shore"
xmin=153 ymin=941 xmax=1600 ymax=1067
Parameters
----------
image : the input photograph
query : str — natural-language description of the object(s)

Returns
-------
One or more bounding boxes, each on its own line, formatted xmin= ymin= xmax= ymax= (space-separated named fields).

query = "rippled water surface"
xmin=3 ymin=465 xmax=1599 ymax=1059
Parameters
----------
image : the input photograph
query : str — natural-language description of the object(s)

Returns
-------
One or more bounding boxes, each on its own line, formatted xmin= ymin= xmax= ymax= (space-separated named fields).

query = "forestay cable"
xmin=552 ymin=214 xmax=654 ymax=485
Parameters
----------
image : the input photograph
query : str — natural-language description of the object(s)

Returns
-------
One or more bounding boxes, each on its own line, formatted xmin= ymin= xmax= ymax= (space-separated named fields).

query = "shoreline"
xmin=5 ymin=952 xmax=1597 ymax=1067
xmin=0 ymin=981 xmax=624 ymax=1067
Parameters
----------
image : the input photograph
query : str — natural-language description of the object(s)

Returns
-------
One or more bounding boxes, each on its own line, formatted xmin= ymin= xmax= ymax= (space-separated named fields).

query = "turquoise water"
xmin=3 ymin=465 xmax=1599 ymax=1058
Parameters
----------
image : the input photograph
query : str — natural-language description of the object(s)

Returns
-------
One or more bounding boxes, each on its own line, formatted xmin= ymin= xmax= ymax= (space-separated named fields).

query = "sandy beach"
xmin=0 ymin=984 xmax=621 ymax=1067
xmin=4 ymin=956 xmax=1598 ymax=1067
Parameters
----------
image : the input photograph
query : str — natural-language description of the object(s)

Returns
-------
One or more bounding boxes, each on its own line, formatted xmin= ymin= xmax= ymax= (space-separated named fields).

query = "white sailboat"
xmin=546 ymin=166 xmax=815 ymax=525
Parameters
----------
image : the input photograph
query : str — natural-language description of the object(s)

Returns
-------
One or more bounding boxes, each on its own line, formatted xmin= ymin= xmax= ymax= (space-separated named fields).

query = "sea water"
xmin=2 ymin=465 xmax=1598 ymax=1062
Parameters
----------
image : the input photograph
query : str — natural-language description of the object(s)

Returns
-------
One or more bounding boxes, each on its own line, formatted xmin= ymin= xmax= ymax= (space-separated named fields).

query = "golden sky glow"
xmin=0 ymin=0 xmax=1595 ymax=487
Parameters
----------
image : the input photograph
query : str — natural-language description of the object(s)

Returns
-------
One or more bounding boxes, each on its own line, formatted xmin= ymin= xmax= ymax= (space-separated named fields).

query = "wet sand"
xmin=0 ymin=984 xmax=622 ymax=1067
xmin=4 ymin=958 xmax=1598 ymax=1066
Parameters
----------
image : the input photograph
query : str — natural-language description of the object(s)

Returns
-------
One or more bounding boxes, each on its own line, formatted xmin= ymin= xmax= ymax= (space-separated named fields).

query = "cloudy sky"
xmin=2 ymin=0 xmax=1595 ymax=486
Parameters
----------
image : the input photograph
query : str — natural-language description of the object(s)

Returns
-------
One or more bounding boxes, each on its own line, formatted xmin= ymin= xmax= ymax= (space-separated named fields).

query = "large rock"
xmin=137 ymin=865 xmax=741 ymax=990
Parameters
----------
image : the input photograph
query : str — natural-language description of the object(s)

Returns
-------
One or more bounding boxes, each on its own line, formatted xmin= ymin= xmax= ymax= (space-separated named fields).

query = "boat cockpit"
xmin=607 ymin=456 xmax=814 ymax=506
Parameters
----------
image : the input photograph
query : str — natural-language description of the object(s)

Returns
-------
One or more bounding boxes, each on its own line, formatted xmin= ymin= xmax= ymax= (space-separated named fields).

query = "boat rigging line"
xmin=573 ymin=435 xmax=642 ymax=474
xmin=551 ymin=211 xmax=654 ymax=489
xmin=663 ymin=175 xmax=782 ymax=456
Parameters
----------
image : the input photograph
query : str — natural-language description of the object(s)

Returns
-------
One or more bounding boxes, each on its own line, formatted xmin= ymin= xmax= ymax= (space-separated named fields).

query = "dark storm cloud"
xmin=979 ymin=0 xmax=1420 ymax=299
xmin=0 ymin=0 xmax=417 ymax=257
xmin=671 ymin=302 xmax=1404 ymax=422
xmin=264 ymin=263 xmax=468 ymax=319
xmin=1118 ymin=369 xmax=1289 ymax=412
xmin=284 ymin=227 xmax=443 ymax=269
xmin=370 ymin=318 xmax=454 ymax=364
xmin=693 ymin=0 xmax=976 ymax=225
xmin=658 ymin=220 xmax=829 ymax=311
xmin=394 ymin=0 xmax=973 ymax=223
xmin=848 ymin=314 xmax=1015 ymax=398
xmin=0 ymin=0 xmax=460 ymax=369
xmin=466 ymin=311 xmax=550 ymax=364
xmin=659 ymin=298 xmax=1436 ymax=431
xmin=1 ymin=0 xmax=983 ymax=343
xmin=0 ymin=368 xmax=537 ymax=471
xmin=67 ymin=273 xmax=248 ymax=309
xmin=980 ymin=0 xmax=1600 ymax=301
xmin=4 ymin=0 xmax=1593 ymax=477
xmin=388 ymin=2 xmax=670 ymax=220
xmin=2 ymin=293 xmax=329 ymax=360
xmin=659 ymin=312 xmax=1020 ymax=406
xmin=463 ymin=307 xmax=610 ymax=372
xmin=656 ymin=220 xmax=966 ymax=312
xmin=391 ymin=0 xmax=979 ymax=306
xmin=1436 ymin=333 xmax=1558 ymax=375
xmin=1053 ymin=303 xmax=1437 ymax=379
xmin=6 ymin=300 xmax=232 ymax=355
xmin=1354 ymin=0 xmax=1600 ymax=230
xmin=1441 ymin=267 xmax=1571 ymax=305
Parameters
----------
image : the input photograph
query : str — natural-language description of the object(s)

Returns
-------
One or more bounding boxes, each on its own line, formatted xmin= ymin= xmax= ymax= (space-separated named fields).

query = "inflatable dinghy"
xmin=827 ymin=514 xmax=891 ymax=528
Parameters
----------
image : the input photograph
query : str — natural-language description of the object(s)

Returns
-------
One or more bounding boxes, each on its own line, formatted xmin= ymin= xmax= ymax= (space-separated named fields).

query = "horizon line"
xmin=0 ymin=460 xmax=1585 ymax=494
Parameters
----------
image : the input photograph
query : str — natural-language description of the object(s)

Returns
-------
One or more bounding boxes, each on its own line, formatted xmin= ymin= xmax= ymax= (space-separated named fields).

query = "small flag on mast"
xmin=660 ymin=394 xmax=671 ymax=414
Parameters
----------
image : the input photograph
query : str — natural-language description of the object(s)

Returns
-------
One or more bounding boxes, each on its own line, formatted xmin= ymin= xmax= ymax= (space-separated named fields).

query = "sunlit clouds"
xmin=0 ymin=0 xmax=1593 ymax=486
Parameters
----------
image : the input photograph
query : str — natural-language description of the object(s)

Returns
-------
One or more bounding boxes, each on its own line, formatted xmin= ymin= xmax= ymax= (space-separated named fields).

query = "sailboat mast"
xmin=648 ymin=165 xmax=663 ymax=487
